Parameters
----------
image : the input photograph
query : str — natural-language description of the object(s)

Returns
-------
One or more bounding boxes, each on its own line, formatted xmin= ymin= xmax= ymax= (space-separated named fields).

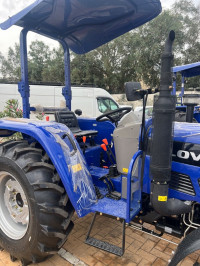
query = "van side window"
xmin=97 ymin=97 xmax=119 ymax=113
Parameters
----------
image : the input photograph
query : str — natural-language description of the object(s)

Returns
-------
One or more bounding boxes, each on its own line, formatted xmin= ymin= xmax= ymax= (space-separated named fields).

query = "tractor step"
xmin=85 ymin=237 xmax=123 ymax=256
xmin=85 ymin=212 xmax=125 ymax=256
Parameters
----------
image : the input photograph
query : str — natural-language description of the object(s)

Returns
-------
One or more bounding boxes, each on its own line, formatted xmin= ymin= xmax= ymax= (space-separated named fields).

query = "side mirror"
xmin=125 ymin=82 xmax=143 ymax=101
xmin=75 ymin=109 xmax=82 ymax=116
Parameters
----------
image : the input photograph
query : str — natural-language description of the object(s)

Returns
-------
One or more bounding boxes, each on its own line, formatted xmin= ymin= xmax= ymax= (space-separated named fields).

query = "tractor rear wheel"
xmin=0 ymin=140 xmax=74 ymax=265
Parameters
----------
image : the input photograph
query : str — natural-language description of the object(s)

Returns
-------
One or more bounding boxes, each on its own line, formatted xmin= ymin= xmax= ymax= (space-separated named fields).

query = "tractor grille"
xmin=169 ymin=171 xmax=195 ymax=196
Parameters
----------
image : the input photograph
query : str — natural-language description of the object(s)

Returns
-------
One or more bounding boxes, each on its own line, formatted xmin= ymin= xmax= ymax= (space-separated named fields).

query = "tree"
xmin=28 ymin=40 xmax=51 ymax=82
xmin=0 ymin=43 xmax=20 ymax=81
xmin=85 ymin=33 xmax=140 ymax=93
xmin=42 ymin=46 xmax=65 ymax=84
xmin=171 ymin=0 xmax=200 ymax=89
xmin=121 ymin=0 xmax=200 ymax=89
xmin=128 ymin=10 xmax=186 ymax=87
xmin=70 ymin=52 xmax=104 ymax=88
xmin=172 ymin=0 xmax=200 ymax=64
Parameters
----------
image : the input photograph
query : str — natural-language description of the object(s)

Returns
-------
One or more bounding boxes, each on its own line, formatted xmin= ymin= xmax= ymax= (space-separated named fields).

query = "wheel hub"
xmin=4 ymin=179 xmax=29 ymax=225
xmin=0 ymin=171 xmax=29 ymax=240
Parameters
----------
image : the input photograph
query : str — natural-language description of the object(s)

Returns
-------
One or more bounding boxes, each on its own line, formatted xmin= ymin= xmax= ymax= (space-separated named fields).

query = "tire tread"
xmin=0 ymin=140 xmax=74 ymax=265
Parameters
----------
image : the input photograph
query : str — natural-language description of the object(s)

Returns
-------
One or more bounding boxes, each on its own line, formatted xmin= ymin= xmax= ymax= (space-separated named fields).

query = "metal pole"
xmin=18 ymin=29 xmax=30 ymax=118
xmin=180 ymin=74 xmax=185 ymax=104
xmin=172 ymin=73 xmax=177 ymax=95
xmin=60 ymin=42 xmax=72 ymax=110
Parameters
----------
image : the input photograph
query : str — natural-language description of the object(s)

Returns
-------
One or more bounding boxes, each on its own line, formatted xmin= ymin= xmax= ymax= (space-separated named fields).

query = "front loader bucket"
xmin=169 ymin=227 xmax=200 ymax=265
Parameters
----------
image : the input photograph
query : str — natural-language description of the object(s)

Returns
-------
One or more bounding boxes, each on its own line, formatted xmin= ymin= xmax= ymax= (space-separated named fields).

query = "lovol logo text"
xmin=177 ymin=150 xmax=200 ymax=162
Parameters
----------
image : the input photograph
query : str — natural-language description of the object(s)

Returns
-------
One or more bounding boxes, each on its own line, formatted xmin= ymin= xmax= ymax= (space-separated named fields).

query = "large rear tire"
xmin=0 ymin=140 xmax=74 ymax=265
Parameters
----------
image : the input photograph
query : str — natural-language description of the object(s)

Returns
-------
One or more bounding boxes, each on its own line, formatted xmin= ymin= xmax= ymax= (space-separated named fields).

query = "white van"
xmin=0 ymin=84 xmax=120 ymax=118
xmin=71 ymin=86 xmax=119 ymax=117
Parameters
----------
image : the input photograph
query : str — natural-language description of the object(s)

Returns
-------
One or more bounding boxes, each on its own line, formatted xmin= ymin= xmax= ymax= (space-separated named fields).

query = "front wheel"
xmin=0 ymin=140 xmax=74 ymax=265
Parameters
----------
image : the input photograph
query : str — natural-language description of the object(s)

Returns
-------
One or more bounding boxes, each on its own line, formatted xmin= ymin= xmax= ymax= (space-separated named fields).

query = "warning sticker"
xmin=158 ymin=196 xmax=167 ymax=202
xmin=72 ymin=164 xmax=82 ymax=173
xmin=122 ymin=168 xmax=128 ymax=173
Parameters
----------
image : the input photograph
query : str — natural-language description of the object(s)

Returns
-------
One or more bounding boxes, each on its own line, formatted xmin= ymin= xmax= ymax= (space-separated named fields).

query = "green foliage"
xmin=131 ymin=9 xmax=185 ymax=87
xmin=0 ymin=99 xmax=23 ymax=141
xmin=29 ymin=41 xmax=51 ymax=82
xmin=71 ymin=53 xmax=104 ymax=88
xmin=0 ymin=44 xmax=21 ymax=81
xmin=0 ymin=99 xmax=23 ymax=118
xmin=35 ymin=112 xmax=45 ymax=120
xmin=42 ymin=46 xmax=65 ymax=83
xmin=171 ymin=0 xmax=200 ymax=89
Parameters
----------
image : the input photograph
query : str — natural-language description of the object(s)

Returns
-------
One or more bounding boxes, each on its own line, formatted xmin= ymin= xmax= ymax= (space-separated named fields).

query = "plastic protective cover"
xmin=44 ymin=125 xmax=97 ymax=216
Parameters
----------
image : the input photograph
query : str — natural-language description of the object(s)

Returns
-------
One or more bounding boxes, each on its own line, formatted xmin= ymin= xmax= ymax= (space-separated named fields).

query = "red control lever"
xmin=102 ymin=138 xmax=108 ymax=146
xmin=82 ymin=136 xmax=86 ymax=154
xmin=102 ymin=138 xmax=116 ymax=163
xmin=101 ymin=143 xmax=114 ymax=164
xmin=101 ymin=143 xmax=107 ymax=151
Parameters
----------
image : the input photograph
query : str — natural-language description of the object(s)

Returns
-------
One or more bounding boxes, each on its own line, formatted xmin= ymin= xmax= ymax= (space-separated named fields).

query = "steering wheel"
xmin=96 ymin=107 xmax=132 ymax=125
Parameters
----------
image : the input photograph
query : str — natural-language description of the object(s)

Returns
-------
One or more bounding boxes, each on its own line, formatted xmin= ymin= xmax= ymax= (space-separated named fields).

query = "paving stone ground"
xmin=1 ymin=213 xmax=200 ymax=266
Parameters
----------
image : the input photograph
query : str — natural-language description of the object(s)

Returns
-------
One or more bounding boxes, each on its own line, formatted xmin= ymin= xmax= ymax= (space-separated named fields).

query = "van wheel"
xmin=0 ymin=140 xmax=74 ymax=265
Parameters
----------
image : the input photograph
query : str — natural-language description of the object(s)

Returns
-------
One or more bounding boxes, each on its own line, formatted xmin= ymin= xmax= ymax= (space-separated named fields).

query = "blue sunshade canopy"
xmin=172 ymin=62 xmax=200 ymax=78
xmin=0 ymin=0 xmax=161 ymax=54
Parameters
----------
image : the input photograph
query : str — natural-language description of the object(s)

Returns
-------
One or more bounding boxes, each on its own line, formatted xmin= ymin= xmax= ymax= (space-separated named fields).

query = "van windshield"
xmin=97 ymin=97 xmax=119 ymax=113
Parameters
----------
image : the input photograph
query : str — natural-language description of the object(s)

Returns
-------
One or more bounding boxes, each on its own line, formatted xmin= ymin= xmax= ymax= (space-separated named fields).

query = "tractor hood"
xmin=174 ymin=122 xmax=200 ymax=144
xmin=0 ymin=0 xmax=161 ymax=54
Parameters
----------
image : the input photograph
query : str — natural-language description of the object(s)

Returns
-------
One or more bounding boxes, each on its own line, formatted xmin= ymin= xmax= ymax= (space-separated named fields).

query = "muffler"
xmin=150 ymin=31 xmax=191 ymax=216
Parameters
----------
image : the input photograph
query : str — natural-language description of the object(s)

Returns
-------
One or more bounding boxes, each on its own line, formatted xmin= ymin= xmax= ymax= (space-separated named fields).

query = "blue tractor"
xmin=172 ymin=62 xmax=200 ymax=122
xmin=0 ymin=1 xmax=199 ymax=265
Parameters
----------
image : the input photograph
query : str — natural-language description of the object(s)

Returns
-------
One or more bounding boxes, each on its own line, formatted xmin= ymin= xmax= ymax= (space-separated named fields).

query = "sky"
xmin=0 ymin=0 xmax=199 ymax=56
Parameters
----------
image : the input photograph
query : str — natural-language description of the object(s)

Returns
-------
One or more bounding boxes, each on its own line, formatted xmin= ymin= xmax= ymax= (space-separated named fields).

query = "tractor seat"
xmin=55 ymin=111 xmax=98 ymax=137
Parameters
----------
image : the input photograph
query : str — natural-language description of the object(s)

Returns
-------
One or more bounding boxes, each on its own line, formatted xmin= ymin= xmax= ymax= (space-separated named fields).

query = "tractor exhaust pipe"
xmin=150 ymin=31 xmax=191 ymax=216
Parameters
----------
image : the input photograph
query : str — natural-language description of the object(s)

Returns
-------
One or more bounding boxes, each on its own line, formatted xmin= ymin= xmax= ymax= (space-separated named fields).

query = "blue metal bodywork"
xmin=18 ymin=28 xmax=72 ymax=118
xmin=0 ymin=117 xmax=143 ymax=222
xmin=0 ymin=118 xmax=97 ymax=217
xmin=78 ymin=118 xmax=115 ymax=144
xmin=173 ymin=62 xmax=200 ymax=78
xmin=126 ymin=150 xmax=142 ymax=222
xmin=173 ymin=122 xmax=200 ymax=144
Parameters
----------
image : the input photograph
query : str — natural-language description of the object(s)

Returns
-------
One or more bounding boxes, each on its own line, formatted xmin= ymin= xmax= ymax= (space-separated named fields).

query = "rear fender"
xmin=0 ymin=118 xmax=97 ymax=217
xmin=169 ymin=227 xmax=200 ymax=265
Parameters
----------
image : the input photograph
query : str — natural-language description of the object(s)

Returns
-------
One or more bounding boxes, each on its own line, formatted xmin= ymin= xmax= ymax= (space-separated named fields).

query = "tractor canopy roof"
xmin=0 ymin=0 xmax=161 ymax=54
xmin=172 ymin=62 xmax=200 ymax=78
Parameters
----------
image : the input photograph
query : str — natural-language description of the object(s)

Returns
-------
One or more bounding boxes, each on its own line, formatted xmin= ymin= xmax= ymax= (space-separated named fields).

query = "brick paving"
xmin=1 ymin=213 xmax=200 ymax=266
